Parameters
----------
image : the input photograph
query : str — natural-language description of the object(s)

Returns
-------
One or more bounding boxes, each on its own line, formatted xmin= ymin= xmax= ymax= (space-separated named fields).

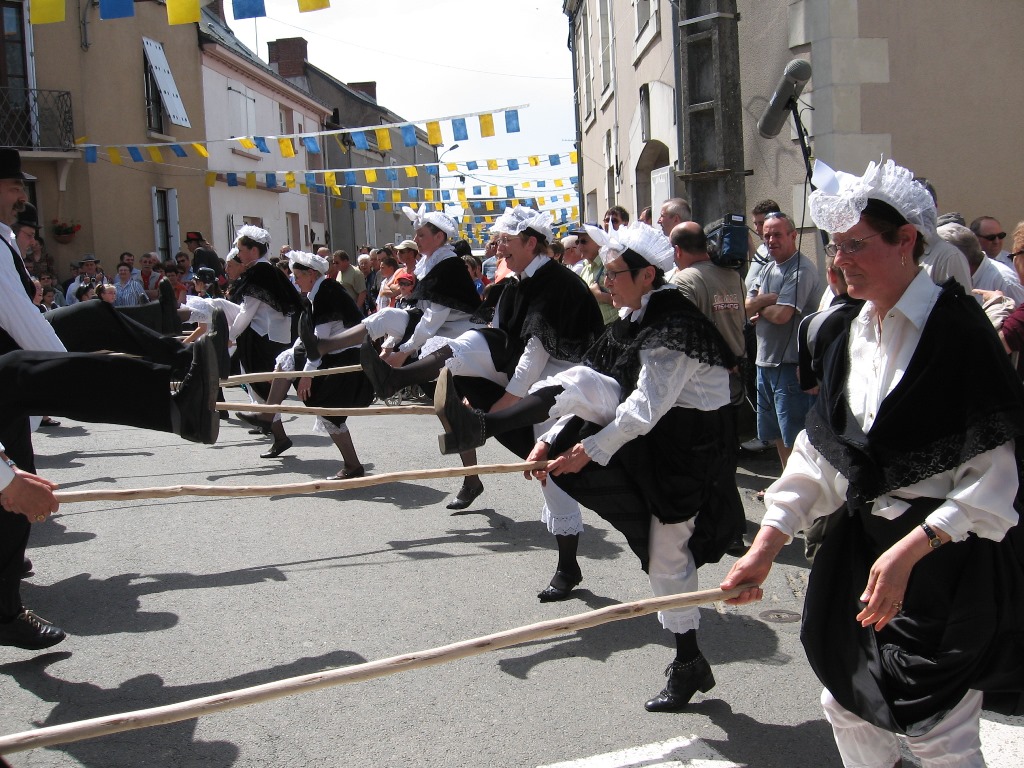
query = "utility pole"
xmin=675 ymin=0 xmax=746 ymax=224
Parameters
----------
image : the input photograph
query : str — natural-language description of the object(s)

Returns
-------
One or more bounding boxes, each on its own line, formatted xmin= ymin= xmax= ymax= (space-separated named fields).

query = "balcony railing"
xmin=0 ymin=87 xmax=74 ymax=151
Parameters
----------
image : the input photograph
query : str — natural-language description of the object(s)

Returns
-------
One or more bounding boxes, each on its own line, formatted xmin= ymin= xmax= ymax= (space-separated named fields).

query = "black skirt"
xmin=236 ymin=328 xmax=290 ymax=401
xmin=302 ymin=348 xmax=375 ymax=428
xmin=801 ymin=501 xmax=1024 ymax=736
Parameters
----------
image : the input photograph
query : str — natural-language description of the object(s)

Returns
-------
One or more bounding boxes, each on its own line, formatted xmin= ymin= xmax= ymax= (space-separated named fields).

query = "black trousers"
xmin=0 ymin=349 xmax=176 ymax=619
xmin=47 ymin=301 xmax=191 ymax=376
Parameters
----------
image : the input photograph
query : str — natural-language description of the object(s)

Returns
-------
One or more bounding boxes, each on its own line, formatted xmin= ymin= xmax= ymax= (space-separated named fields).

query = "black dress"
xmin=800 ymin=280 xmax=1024 ymax=735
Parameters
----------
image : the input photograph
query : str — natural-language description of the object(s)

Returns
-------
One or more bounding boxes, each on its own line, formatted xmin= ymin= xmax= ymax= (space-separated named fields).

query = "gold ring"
xmin=35 ymin=514 xmax=46 ymax=522
xmin=892 ymin=600 xmax=903 ymax=613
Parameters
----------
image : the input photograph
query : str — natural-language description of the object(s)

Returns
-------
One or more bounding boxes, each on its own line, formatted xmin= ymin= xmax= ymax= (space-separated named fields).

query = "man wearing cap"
xmin=305 ymin=206 xmax=481 ymax=369
xmin=394 ymin=238 xmax=419 ymax=276
xmin=228 ymin=225 xmax=303 ymax=406
xmin=63 ymin=255 xmax=107 ymax=305
xmin=252 ymin=250 xmax=373 ymax=471
xmin=433 ymin=221 xmax=741 ymax=712
xmin=571 ymin=223 xmax=619 ymax=325
xmin=184 ymin=231 xmax=223 ymax=278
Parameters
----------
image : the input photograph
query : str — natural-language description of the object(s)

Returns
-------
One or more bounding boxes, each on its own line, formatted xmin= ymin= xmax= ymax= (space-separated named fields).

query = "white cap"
xmin=235 ymin=224 xmax=271 ymax=246
xmin=600 ymin=221 xmax=675 ymax=273
xmin=287 ymin=250 xmax=329 ymax=275
xmin=809 ymin=158 xmax=937 ymax=241
xmin=489 ymin=206 xmax=554 ymax=242
xmin=402 ymin=204 xmax=458 ymax=238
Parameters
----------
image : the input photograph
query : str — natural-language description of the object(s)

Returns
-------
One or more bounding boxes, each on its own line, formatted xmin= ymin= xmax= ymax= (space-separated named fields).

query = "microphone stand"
xmin=788 ymin=99 xmax=830 ymax=247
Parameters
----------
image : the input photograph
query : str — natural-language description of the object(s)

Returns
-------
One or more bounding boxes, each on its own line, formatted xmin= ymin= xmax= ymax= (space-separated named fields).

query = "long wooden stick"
xmin=216 ymin=402 xmax=432 ymax=416
xmin=53 ymin=461 xmax=546 ymax=504
xmin=0 ymin=585 xmax=753 ymax=755
xmin=222 ymin=365 xmax=361 ymax=386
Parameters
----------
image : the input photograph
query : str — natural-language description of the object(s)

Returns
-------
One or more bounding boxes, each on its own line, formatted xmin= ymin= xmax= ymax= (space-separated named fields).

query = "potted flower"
xmin=52 ymin=218 xmax=81 ymax=244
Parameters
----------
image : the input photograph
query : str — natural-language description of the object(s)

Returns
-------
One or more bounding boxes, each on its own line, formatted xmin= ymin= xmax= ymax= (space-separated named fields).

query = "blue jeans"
xmin=756 ymin=364 xmax=815 ymax=447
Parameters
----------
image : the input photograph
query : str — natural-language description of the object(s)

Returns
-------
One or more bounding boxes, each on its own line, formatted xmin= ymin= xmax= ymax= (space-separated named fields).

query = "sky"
xmin=227 ymin=0 xmax=580 ymax=227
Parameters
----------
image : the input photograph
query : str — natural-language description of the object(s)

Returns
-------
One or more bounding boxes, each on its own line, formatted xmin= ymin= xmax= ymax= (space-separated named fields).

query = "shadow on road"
xmin=21 ymin=565 xmax=287 ymax=636
xmin=0 ymin=649 xmax=365 ymax=768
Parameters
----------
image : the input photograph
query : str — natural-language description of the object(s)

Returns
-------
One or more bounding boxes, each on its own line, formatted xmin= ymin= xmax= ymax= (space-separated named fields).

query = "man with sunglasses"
xmin=970 ymin=216 xmax=1013 ymax=268
xmin=569 ymin=223 xmax=619 ymax=325
xmin=744 ymin=213 xmax=821 ymax=473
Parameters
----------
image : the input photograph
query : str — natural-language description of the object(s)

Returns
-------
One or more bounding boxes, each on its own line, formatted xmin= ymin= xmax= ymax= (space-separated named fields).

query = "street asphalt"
xmin=0 ymin=392 xmax=1020 ymax=767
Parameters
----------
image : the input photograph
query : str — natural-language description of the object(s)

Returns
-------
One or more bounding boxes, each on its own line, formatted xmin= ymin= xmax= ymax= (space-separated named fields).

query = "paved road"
xmin=1 ymin=395 xmax=1020 ymax=767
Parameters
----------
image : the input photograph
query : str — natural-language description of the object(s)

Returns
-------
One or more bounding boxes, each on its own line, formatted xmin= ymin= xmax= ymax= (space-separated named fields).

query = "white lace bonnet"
xmin=234 ymin=224 xmax=271 ymax=247
xmin=599 ymin=221 xmax=675 ymax=273
xmin=287 ymin=250 xmax=329 ymax=275
xmin=808 ymin=159 xmax=937 ymax=241
xmin=489 ymin=206 xmax=554 ymax=242
xmin=402 ymin=204 xmax=458 ymax=238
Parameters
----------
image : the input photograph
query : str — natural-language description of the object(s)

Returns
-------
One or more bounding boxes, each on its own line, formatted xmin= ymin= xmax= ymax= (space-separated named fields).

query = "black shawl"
xmin=409 ymin=255 xmax=481 ymax=315
xmin=235 ymin=261 xmax=303 ymax=316
xmin=311 ymin=278 xmax=363 ymax=328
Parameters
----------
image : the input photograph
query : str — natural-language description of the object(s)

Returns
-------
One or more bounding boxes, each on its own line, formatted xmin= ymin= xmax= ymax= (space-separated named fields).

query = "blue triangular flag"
xmin=226 ymin=173 xmax=238 ymax=187
xmin=351 ymin=132 xmax=369 ymax=150
xmin=305 ymin=172 xmax=316 ymax=186
xmin=401 ymin=125 xmax=417 ymax=147
xmin=466 ymin=161 xmax=478 ymax=171
xmin=84 ymin=145 xmax=98 ymax=163
xmin=507 ymin=159 xmax=519 ymax=171
xmin=344 ymin=171 xmax=356 ymax=186
xmin=385 ymin=168 xmax=398 ymax=182
xmin=169 ymin=144 xmax=187 ymax=158
xmin=549 ymin=154 xmax=561 ymax=166
xmin=265 ymin=173 xmax=277 ymax=188
xmin=426 ymin=165 xmax=439 ymax=176
xmin=301 ymin=137 xmax=321 ymax=154
xmin=253 ymin=136 xmax=270 ymax=153
xmin=452 ymin=118 xmax=468 ymax=142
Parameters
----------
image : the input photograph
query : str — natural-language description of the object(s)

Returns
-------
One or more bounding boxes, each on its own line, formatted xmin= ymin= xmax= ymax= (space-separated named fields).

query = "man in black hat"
xmin=184 ymin=230 xmax=223 ymax=278
xmin=64 ymin=254 xmax=108 ymax=305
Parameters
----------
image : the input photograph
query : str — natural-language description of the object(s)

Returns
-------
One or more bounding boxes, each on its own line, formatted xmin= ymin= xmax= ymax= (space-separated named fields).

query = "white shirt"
xmin=763 ymin=269 xmax=1018 ymax=544
xmin=572 ymin=286 xmax=730 ymax=465
xmin=493 ymin=255 xmax=556 ymax=398
xmin=228 ymin=257 xmax=293 ymax=344
xmin=972 ymin=255 xmax=1024 ymax=305
xmin=0 ymin=221 xmax=65 ymax=354
xmin=398 ymin=244 xmax=476 ymax=355
xmin=299 ymin=276 xmax=355 ymax=372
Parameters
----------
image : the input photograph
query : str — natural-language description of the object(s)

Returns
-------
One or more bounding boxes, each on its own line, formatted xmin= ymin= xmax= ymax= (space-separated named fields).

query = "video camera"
xmin=704 ymin=214 xmax=749 ymax=271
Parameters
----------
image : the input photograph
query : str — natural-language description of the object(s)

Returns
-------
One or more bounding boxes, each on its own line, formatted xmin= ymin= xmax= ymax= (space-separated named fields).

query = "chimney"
xmin=267 ymin=38 xmax=309 ymax=78
xmin=348 ymin=81 xmax=377 ymax=103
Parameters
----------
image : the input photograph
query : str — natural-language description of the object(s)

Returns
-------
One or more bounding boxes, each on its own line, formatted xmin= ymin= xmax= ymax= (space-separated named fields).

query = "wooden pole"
xmin=216 ymin=402 xmax=432 ymax=417
xmin=222 ymin=365 xmax=361 ymax=386
xmin=0 ymin=586 xmax=753 ymax=755
xmin=53 ymin=461 xmax=547 ymax=504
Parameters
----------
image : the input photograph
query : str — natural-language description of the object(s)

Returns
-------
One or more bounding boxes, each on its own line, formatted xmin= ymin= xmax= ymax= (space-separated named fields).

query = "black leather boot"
xmin=644 ymin=654 xmax=715 ymax=712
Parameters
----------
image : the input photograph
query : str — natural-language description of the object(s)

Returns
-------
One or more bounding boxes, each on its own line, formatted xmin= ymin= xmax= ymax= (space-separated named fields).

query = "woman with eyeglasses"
xmin=723 ymin=160 xmax=1024 ymax=767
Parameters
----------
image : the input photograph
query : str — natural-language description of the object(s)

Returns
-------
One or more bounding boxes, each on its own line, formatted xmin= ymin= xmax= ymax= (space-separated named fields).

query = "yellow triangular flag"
xmin=457 ymin=189 xmax=467 ymax=202
xmin=384 ymin=203 xmax=393 ymax=213
xmin=299 ymin=184 xmax=309 ymax=195
xmin=555 ymin=179 xmax=564 ymax=188
xmin=426 ymin=121 xmax=443 ymax=146
xmin=205 ymin=171 xmax=217 ymax=187
xmin=529 ymin=156 xmax=539 ymax=167
xmin=324 ymin=172 xmax=337 ymax=187
xmin=147 ymin=146 xmax=164 ymax=163
xmin=487 ymin=159 xmax=498 ymax=171
xmin=391 ymin=190 xmax=401 ymax=203
xmin=278 ymin=138 xmax=296 ymax=158
xmin=360 ymin=186 xmax=371 ymax=195
xmin=364 ymin=169 xmax=377 ymax=183
xmin=375 ymin=128 xmax=392 ymax=151
xmin=297 ymin=0 xmax=330 ymax=11
xmin=486 ymin=201 xmax=494 ymax=211
xmin=166 ymin=0 xmax=200 ymax=25
xmin=523 ymin=182 xmax=531 ymax=188
xmin=107 ymin=148 xmax=122 ymax=165
xmin=191 ymin=143 xmax=209 ymax=158
xmin=331 ymin=185 xmax=341 ymax=195
xmin=538 ymin=197 xmax=545 ymax=205
xmin=237 ymin=138 xmax=256 ymax=151
xmin=425 ymin=190 xmax=434 ymax=201
xmin=479 ymin=113 xmax=495 ymax=138
xmin=245 ymin=173 xmax=257 ymax=189
xmin=30 ymin=0 xmax=65 ymax=24
xmin=285 ymin=172 xmax=296 ymax=188
xmin=334 ymin=135 xmax=348 ymax=154
xmin=489 ymin=186 xmax=498 ymax=196
xmin=569 ymin=151 xmax=578 ymax=163
xmin=445 ymin=162 xmax=458 ymax=172
xmin=404 ymin=166 xmax=417 ymax=178
xmin=359 ymin=202 xmax=367 ymax=211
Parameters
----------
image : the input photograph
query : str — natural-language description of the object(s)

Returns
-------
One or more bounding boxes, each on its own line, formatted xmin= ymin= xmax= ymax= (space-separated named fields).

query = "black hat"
xmin=0 ymin=148 xmax=35 ymax=181
xmin=78 ymin=254 xmax=99 ymax=265
xmin=15 ymin=202 xmax=39 ymax=230
xmin=195 ymin=266 xmax=216 ymax=283
xmin=567 ymin=222 xmax=600 ymax=236
xmin=185 ymin=231 xmax=204 ymax=242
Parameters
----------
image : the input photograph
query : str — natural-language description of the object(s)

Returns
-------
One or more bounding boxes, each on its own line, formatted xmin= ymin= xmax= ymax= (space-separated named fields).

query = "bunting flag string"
xmin=30 ymin=0 xmax=333 ymax=25
xmin=83 ymin=105 xmax=527 ymax=160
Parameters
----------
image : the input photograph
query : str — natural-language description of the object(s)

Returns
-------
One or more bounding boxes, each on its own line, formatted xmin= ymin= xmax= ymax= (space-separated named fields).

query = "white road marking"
xmin=538 ymin=736 xmax=739 ymax=768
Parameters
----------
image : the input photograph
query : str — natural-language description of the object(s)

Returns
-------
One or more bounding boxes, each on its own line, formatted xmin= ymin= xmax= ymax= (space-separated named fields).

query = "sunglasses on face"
xmin=979 ymin=232 xmax=1007 ymax=242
